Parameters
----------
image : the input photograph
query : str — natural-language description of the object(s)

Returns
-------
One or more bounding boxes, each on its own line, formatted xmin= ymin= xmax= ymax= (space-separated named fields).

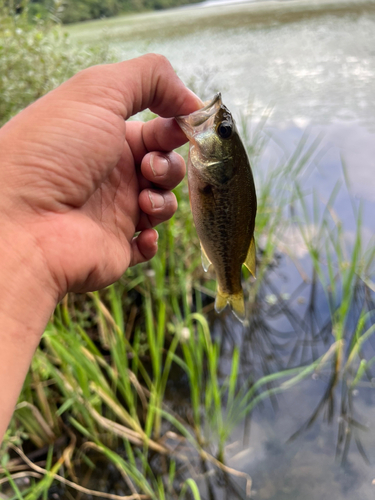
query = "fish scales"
xmin=176 ymin=93 xmax=257 ymax=322
xmin=189 ymin=160 xmax=255 ymax=294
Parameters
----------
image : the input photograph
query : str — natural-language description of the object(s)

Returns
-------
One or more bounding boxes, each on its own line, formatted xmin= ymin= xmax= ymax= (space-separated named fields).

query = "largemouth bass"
xmin=176 ymin=93 xmax=257 ymax=323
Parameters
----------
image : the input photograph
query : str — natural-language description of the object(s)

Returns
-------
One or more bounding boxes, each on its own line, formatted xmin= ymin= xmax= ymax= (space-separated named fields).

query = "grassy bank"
xmin=1 ymin=112 xmax=374 ymax=498
xmin=64 ymin=0 xmax=375 ymax=43
xmin=1 ymin=7 xmax=375 ymax=499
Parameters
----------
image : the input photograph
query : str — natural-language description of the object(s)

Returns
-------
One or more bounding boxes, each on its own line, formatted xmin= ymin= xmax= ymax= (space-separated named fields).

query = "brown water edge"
xmin=66 ymin=0 xmax=375 ymax=43
xmin=83 ymin=250 xmax=375 ymax=500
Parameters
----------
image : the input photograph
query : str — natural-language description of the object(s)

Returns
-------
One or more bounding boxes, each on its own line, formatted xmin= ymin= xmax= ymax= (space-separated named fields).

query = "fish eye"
xmin=217 ymin=121 xmax=232 ymax=139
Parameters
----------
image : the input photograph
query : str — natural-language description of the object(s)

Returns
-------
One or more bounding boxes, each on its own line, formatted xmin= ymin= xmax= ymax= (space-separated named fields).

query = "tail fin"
xmin=214 ymin=289 xmax=246 ymax=323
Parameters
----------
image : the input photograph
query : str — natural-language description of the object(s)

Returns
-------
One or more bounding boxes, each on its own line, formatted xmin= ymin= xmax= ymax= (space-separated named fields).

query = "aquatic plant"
xmin=1 ymin=17 xmax=375 ymax=498
xmin=2 ymin=112 xmax=374 ymax=498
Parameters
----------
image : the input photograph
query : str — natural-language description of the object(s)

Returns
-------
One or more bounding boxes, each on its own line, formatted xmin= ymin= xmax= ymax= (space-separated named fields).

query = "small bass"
xmin=176 ymin=93 xmax=257 ymax=323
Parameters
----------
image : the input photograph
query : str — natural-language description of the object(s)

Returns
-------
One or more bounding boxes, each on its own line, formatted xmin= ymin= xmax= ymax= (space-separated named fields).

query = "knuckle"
xmin=146 ymin=53 xmax=172 ymax=71
xmin=74 ymin=64 xmax=103 ymax=83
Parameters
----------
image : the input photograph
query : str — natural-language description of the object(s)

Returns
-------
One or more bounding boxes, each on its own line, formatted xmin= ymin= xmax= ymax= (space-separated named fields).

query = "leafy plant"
xmin=0 ymin=1 xmax=115 ymax=127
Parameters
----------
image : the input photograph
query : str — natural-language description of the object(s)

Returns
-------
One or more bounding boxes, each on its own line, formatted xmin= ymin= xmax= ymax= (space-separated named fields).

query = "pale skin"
xmin=0 ymin=54 xmax=202 ymax=443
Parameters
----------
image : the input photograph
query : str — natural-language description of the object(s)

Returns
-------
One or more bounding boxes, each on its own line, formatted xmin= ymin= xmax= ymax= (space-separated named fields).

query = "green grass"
xmin=1 ymin=116 xmax=374 ymax=499
xmin=1 ymin=9 xmax=375 ymax=497
xmin=63 ymin=0 xmax=375 ymax=44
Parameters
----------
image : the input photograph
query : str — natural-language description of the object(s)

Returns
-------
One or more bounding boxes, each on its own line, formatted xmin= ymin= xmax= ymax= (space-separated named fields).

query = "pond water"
xmin=67 ymin=1 xmax=375 ymax=498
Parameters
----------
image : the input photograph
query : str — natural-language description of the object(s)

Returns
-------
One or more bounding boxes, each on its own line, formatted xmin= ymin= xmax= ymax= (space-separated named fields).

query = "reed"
xmin=1 ymin=87 xmax=375 ymax=500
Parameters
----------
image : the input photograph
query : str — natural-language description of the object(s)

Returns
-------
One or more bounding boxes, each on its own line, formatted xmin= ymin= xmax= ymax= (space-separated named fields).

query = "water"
xmin=67 ymin=2 xmax=375 ymax=498
xmin=100 ymin=1 xmax=375 ymax=199
xmin=210 ymin=263 xmax=375 ymax=499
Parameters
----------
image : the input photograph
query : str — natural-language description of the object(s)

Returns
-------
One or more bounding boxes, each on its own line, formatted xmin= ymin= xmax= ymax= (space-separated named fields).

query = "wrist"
xmin=0 ymin=223 xmax=58 ymax=442
xmin=0 ymin=222 xmax=58 ymax=331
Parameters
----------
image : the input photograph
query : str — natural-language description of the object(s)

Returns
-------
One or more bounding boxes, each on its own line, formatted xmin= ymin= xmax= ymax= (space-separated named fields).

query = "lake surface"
xmin=68 ymin=0 xmax=375 ymax=201
xmin=67 ymin=1 xmax=375 ymax=498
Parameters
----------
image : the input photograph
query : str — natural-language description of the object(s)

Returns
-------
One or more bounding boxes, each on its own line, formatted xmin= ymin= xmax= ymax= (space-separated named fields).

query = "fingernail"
xmin=148 ymin=190 xmax=165 ymax=209
xmin=154 ymin=229 xmax=159 ymax=242
xmin=150 ymin=154 xmax=169 ymax=177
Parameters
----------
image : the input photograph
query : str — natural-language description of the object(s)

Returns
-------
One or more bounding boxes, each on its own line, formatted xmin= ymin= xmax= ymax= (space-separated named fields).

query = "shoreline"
xmin=65 ymin=0 xmax=375 ymax=42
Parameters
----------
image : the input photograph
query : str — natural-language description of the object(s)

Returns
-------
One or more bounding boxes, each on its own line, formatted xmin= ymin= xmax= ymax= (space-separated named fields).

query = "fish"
xmin=176 ymin=93 xmax=257 ymax=323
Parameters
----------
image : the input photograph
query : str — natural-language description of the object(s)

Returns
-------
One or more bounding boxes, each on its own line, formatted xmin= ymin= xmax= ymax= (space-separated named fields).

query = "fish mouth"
xmin=176 ymin=93 xmax=222 ymax=140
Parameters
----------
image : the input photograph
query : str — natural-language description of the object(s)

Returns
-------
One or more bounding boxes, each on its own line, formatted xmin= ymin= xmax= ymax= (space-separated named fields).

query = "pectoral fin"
xmin=200 ymin=243 xmax=212 ymax=272
xmin=243 ymin=236 xmax=256 ymax=278
xmin=215 ymin=288 xmax=246 ymax=323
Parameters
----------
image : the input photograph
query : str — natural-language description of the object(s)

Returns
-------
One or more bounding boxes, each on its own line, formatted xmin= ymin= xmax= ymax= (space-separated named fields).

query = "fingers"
xmin=117 ymin=54 xmax=203 ymax=118
xmin=129 ymin=228 xmax=159 ymax=267
xmin=66 ymin=54 xmax=202 ymax=120
xmin=141 ymin=151 xmax=186 ymax=190
xmin=113 ymin=54 xmax=202 ymax=159
xmin=142 ymin=117 xmax=188 ymax=156
xmin=126 ymin=118 xmax=189 ymax=164
xmin=138 ymin=189 xmax=177 ymax=230
xmin=136 ymin=150 xmax=184 ymax=230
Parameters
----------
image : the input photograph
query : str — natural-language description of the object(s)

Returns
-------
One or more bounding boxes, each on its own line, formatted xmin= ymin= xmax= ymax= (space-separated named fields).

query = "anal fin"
xmin=200 ymin=243 xmax=212 ymax=272
xmin=244 ymin=236 xmax=256 ymax=278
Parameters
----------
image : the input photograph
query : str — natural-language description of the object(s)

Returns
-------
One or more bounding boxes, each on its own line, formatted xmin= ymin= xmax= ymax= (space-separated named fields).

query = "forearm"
xmin=0 ymin=226 xmax=58 ymax=442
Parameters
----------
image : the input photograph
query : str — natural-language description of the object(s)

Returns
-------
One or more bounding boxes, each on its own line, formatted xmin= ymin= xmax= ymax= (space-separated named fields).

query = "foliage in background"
xmin=1 ymin=3 xmax=375 ymax=498
xmin=19 ymin=0 xmax=202 ymax=24
xmin=0 ymin=1 xmax=115 ymax=127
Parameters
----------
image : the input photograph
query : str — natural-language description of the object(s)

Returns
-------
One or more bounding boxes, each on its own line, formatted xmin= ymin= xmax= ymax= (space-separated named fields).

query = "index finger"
xmin=121 ymin=54 xmax=203 ymax=118
xmin=125 ymin=117 xmax=189 ymax=164
xmin=69 ymin=53 xmax=203 ymax=120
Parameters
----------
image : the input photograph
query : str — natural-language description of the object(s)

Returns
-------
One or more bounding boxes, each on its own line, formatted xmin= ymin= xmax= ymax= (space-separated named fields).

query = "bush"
xmin=0 ymin=5 xmax=115 ymax=127
xmin=60 ymin=0 xmax=121 ymax=24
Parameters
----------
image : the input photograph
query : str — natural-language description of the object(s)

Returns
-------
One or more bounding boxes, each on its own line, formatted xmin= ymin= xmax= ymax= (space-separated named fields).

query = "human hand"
xmin=0 ymin=53 xmax=201 ymax=302
xmin=0 ymin=54 xmax=201 ymax=441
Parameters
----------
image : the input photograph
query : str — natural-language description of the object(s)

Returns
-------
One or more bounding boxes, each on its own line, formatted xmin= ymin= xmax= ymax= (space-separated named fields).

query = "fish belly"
xmin=188 ymin=158 xmax=255 ymax=296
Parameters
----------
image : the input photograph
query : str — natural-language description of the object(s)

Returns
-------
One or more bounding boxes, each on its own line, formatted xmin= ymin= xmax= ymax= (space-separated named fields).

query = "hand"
xmin=0 ymin=54 xmax=201 ymax=442
xmin=0 ymin=53 xmax=201 ymax=301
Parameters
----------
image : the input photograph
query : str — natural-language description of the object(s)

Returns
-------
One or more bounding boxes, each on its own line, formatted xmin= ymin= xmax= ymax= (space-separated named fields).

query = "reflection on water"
xmin=200 ymin=120 xmax=375 ymax=497
xmin=209 ymin=254 xmax=375 ymax=499
xmin=67 ymin=2 xmax=375 ymax=498
xmin=126 ymin=3 xmax=375 ymax=498
xmin=107 ymin=1 xmax=375 ymax=199
xmin=108 ymin=3 xmax=375 ymax=123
